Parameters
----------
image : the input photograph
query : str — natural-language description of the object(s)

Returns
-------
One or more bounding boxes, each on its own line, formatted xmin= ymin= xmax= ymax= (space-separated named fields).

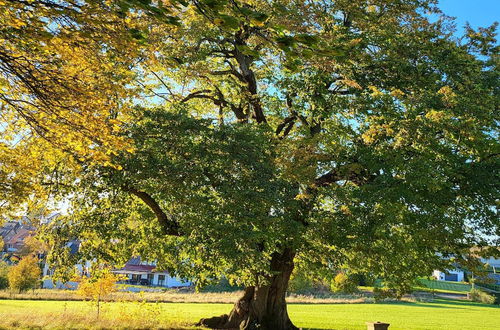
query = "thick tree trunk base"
xmin=196 ymin=287 xmax=298 ymax=330
xmin=197 ymin=249 xmax=297 ymax=330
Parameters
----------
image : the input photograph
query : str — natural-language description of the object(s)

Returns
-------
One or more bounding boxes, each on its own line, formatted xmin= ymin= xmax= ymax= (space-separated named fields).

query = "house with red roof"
xmin=1 ymin=220 xmax=35 ymax=255
xmin=112 ymin=257 xmax=191 ymax=288
xmin=2 ymin=217 xmax=192 ymax=289
xmin=4 ymin=228 xmax=32 ymax=253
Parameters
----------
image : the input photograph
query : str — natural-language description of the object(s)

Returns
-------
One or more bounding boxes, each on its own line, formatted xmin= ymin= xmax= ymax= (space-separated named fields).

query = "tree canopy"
xmin=7 ymin=255 xmax=41 ymax=292
xmin=1 ymin=0 xmax=499 ymax=329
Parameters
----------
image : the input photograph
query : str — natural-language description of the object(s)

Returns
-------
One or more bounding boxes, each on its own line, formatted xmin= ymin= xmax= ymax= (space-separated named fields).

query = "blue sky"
xmin=438 ymin=0 xmax=499 ymax=31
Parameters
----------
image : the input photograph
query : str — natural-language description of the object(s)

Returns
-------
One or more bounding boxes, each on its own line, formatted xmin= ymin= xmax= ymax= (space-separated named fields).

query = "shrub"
xmin=289 ymin=270 xmax=315 ymax=294
xmin=76 ymin=269 xmax=122 ymax=318
xmin=355 ymin=274 xmax=375 ymax=287
xmin=330 ymin=272 xmax=358 ymax=294
xmin=0 ymin=261 xmax=9 ymax=289
xmin=373 ymin=277 xmax=415 ymax=300
xmin=8 ymin=256 xmax=41 ymax=292
xmin=201 ymin=277 xmax=242 ymax=292
xmin=373 ymin=285 xmax=414 ymax=301
xmin=469 ymin=289 xmax=496 ymax=304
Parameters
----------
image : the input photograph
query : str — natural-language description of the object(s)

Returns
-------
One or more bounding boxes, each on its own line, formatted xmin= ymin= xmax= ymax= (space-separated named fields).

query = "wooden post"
xmin=366 ymin=321 xmax=390 ymax=330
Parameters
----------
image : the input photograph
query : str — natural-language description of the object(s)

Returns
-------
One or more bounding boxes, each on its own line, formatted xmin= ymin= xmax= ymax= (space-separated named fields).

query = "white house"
xmin=41 ymin=243 xmax=191 ymax=289
xmin=112 ymin=257 xmax=191 ymax=288
xmin=432 ymin=249 xmax=500 ymax=283
xmin=3 ymin=215 xmax=192 ymax=289
xmin=432 ymin=268 xmax=465 ymax=282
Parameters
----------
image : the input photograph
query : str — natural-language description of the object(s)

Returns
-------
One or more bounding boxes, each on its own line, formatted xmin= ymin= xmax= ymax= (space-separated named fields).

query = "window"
xmin=444 ymin=273 xmax=458 ymax=281
xmin=147 ymin=273 xmax=154 ymax=285
xmin=158 ymin=274 xmax=165 ymax=286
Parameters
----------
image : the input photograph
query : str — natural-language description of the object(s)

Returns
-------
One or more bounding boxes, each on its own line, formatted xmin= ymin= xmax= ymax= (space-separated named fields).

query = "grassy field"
xmin=0 ymin=298 xmax=498 ymax=329
xmin=361 ymin=279 xmax=472 ymax=295
xmin=417 ymin=279 xmax=472 ymax=293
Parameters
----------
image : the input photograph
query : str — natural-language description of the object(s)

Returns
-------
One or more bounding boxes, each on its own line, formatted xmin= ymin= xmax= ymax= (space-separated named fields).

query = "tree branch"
xmin=180 ymin=90 xmax=216 ymax=103
xmin=314 ymin=164 xmax=375 ymax=187
xmin=275 ymin=116 xmax=296 ymax=136
xmin=233 ymin=29 xmax=266 ymax=123
xmin=122 ymin=186 xmax=180 ymax=236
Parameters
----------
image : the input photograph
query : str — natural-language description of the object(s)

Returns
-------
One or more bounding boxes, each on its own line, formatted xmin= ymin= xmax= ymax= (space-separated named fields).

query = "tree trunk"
xmin=197 ymin=249 xmax=297 ymax=330
xmin=97 ymin=295 xmax=100 ymax=319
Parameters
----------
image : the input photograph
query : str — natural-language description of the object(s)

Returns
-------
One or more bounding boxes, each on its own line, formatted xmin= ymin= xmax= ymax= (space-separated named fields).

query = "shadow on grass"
xmin=430 ymin=298 xmax=500 ymax=309
xmin=290 ymin=298 xmax=499 ymax=310
xmin=374 ymin=298 xmax=499 ymax=310
xmin=373 ymin=300 xmax=464 ymax=309
xmin=286 ymin=300 xmax=464 ymax=309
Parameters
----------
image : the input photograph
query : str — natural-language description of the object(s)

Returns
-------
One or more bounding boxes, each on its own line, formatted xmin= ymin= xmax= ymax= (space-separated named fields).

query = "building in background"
xmin=2 ymin=217 xmax=192 ymax=290
xmin=112 ymin=257 xmax=191 ymax=288
xmin=432 ymin=251 xmax=500 ymax=284
xmin=432 ymin=268 xmax=465 ymax=282
xmin=1 ymin=219 xmax=35 ymax=259
xmin=41 ymin=244 xmax=192 ymax=289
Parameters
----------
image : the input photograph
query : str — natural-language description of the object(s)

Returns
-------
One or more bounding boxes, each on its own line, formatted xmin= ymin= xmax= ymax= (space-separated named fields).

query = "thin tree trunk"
xmin=197 ymin=249 xmax=297 ymax=330
xmin=97 ymin=295 xmax=100 ymax=319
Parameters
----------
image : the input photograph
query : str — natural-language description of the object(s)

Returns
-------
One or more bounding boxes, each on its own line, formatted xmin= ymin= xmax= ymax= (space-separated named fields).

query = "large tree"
xmin=2 ymin=0 xmax=499 ymax=329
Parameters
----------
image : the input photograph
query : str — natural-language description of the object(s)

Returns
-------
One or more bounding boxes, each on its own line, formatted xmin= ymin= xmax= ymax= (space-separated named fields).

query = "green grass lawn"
xmin=361 ymin=279 xmax=472 ymax=295
xmin=0 ymin=298 xmax=498 ymax=329
xmin=417 ymin=279 xmax=472 ymax=293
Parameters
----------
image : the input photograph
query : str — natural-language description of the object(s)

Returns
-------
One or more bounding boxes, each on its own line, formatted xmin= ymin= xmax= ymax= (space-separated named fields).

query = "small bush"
xmin=469 ymin=289 xmax=496 ymax=304
xmin=76 ymin=269 xmax=122 ymax=317
xmin=289 ymin=271 xmax=315 ymax=294
xmin=201 ymin=277 xmax=243 ymax=292
xmin=0 ymin=261 xmax=9 ymax=289
xmin=330 ymin=272 xmax=358 ymax=294
xmin=288 ymin=269 xmax=332 ymax=295
xmin=373 ymin=287 xmax=398 ymax=301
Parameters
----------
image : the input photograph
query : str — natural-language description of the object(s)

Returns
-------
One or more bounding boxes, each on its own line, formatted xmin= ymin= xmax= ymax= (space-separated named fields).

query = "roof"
xmin=1 ymin=221 xmax=21 ymax=239
xmin=5 ymin=228 xmax=32 ymax=246
xmin=2 ymin=221 xmax=20 ymax=229
xmin=66 ymin=240 xmax=80 ymax=255
xmin=116 ymin=264 xmax=157 ymax=273
xmin=126 ymin=256 xmax=142 ymax=265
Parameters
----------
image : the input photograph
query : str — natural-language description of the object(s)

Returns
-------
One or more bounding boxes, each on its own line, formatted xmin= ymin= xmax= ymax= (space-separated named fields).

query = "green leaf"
xmin=165 ymin=15 xmax=182 ymax=26
xmin=214 ymin=14 xmax=240 ymax=30
xmin=276 ymin=36 xmax=296 ymax=52
xmin=128 ymin=28 xmax=146 ymax=41
xmin=284 ymin=58 xmax=302 ymax=72
xmin=295 ymin=34 xmax=319 ymax=46
xmin=235 ymin=45 xmax=260 ymax=58
xmin=200 ymin=0 xmax=228 ymax=11
xmin=317 ymin=47 xmax=346 ymax=57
